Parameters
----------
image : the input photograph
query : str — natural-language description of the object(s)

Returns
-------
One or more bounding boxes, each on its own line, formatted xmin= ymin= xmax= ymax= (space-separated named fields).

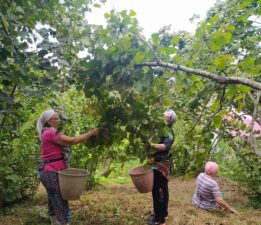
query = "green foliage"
xmin=23 ymin=206 xmax=49 ymax=225
xmin=213 ymin=140 xmax=261 ymax=208
xmin=73 ymin=10 xmax=173 ymax=159
xmin=237 ymin=150 xmax=261 ymax=208
xmin=0 ymin=0 xmax=105 ymax=210
xmin=0 ymin=0 xmax=260 ymax=211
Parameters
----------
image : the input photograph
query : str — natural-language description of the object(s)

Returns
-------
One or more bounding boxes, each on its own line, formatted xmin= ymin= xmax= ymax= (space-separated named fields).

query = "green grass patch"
xmin=95 ymin=160 xmax=141 ymax=184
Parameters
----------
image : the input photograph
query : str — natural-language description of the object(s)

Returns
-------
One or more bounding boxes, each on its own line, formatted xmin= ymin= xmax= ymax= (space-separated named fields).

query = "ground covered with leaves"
xmin=0 ymin=176 xmax=260 ymax=225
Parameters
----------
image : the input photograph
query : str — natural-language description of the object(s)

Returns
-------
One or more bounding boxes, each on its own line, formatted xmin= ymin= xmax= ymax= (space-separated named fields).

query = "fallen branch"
xmin=135 ymin=61 xmax=261 ymax=91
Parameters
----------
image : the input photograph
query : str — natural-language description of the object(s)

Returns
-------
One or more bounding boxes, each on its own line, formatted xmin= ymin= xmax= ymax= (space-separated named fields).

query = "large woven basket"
xmin=128 ymin=165 xmax=154 ymax=193
xmin=58 ymin=168 xmax=89 ymax=200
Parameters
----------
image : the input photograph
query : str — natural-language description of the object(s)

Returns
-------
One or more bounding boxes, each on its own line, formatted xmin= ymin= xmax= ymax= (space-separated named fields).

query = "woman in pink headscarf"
xmin=192 ymin=161 xmax=240 ymax=216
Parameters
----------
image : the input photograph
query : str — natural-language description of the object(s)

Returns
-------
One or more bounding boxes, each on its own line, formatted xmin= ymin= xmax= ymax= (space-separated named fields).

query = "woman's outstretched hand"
xmin=230 ymin=207 xmax=241 ymax=217
xmin=91 ymin=128 xmax=100 ymax=136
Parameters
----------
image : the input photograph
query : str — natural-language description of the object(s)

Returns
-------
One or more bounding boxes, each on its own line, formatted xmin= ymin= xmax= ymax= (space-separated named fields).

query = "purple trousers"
xmin=40 ymin=170 xmax=70 ymax=224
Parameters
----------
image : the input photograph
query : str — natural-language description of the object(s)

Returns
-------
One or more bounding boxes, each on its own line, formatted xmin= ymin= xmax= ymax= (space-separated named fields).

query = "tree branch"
xmin=135 ymin=61 xmax=261 ymax=90
xmin=209 ymin=85 xmax=226 ymax=122
xmin=175 ymin=87 xmax=219 ymax=147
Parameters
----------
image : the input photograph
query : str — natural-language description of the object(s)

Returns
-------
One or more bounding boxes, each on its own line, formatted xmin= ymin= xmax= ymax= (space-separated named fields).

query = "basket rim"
xmin=128 ymin=165 xmax=152 ymax=176
xmin=58 ymin=168 xmax=89 ymax=177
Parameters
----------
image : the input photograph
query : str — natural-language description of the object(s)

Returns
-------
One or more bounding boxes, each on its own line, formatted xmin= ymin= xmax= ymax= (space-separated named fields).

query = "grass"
xmin=95 ymin=160 xmax=140 ymax=184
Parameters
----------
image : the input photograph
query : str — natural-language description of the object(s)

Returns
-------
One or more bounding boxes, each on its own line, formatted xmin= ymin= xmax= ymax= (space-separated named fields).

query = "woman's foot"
xmin=148 ymin=214 xmax=168 ymax=222
xmin=50 ymin=216 xmax=59 ymax=225
xmin=147 ymin=222 xmax=166 ymax=225
xmin=150 ymin=214 xmax=168 ymax=219
xmin=50 ymin=216 xmax=69 ymax=225
xmin=147 ymin=220 xmax=166 ymax=225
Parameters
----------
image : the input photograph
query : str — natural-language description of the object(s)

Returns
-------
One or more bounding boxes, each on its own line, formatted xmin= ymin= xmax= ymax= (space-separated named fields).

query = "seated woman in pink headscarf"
xmin=192 ymin=161 xmax=240 ymax=216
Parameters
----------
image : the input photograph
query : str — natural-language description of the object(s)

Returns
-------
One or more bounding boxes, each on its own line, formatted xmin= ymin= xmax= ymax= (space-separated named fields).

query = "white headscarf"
xmin=36 ymin=109 xmax=55 ymax=140
xmin=164 ymin=109 xmax=177 ymax=125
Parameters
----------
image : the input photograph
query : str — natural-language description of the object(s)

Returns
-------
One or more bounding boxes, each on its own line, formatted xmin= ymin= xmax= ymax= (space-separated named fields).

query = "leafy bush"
xmin=23 ymin=206 xmax=50 ymax=225
xmin=214 ymin=140 xmax=261 ymax=208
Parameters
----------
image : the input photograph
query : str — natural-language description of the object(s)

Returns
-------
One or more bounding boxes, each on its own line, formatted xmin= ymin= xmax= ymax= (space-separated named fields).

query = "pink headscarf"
xmin=205 ymin=161 xmax=219 ymax=176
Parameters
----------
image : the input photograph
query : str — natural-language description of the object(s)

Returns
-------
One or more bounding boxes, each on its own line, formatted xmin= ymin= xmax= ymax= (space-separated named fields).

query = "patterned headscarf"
xmin=36 ymin=109 xmax=55 ymax=140
xmin=163 ymin=109 xmax=177 ymax=125
xmin=205 ymin=161 xmax=219 ymax=175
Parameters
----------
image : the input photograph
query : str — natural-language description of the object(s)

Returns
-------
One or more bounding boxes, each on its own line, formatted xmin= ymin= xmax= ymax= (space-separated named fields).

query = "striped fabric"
xmin=192 ymin=173 xmax=221 ymax=210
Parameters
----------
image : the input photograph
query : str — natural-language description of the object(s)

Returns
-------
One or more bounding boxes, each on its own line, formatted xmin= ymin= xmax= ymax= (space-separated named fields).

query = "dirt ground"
xmin=0 ymin=176 xmax=260 ymax=225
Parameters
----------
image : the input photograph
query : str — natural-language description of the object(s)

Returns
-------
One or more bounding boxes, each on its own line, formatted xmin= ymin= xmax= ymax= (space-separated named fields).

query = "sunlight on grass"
xmin=95 ymin=160 xmax=141 ymax=184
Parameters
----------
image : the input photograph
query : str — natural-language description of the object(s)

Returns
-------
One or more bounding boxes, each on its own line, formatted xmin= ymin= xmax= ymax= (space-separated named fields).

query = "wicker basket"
xmin=58 ymin=168 xmax=89 ymax=200
xmin=128 ymin=165 xmax=154 ymax=193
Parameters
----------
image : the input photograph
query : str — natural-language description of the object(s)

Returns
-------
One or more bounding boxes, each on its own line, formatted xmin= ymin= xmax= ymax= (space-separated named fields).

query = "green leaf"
xmin=10 ymin=76 xmax=20 ymax=84
xmin=134 ymin=52 xmax=145 ymax=63
xmin=224 ymin=32 xmax=232 ymax=43
xmin=238 ymin=17 xmax=248 ymax=23
xmin=226 ymin=25 xmax=235 ymax=31
xmin=120 ymin=10 xmax=127 ymax=17
xmin=183 ymin=145 xmax=191 ymax=150
xmin=237 ymin=85 xmax=250 ymax=93
xmin=211 ymin=101 xmax=220 ymax=112
xmin=209 ymin=31 xmax=231 ymax=51
xmin=129 ymin=10 xmax=136 ymax=17
xmin=213 ymin=115 xmax=222 ymax=129
xmin=171 ymin=36 xmax=179 ymax=44
xmin=151 ymin=33 xmax=159 ymax=45
xmin=73 ymin=0 xmax=86 ymax=8
xmin=172 ymin=53 xmax=183 ymax=63
xmin=121 ymin=37 xmax=131 ymax=50
xmin=214 ymin=55 xmax=235 ymax=70
xmin=166 ymin=47 xmax=176 ymax=54
xmin=93 ymin=3 xmax=101 ymax=8
xmin=104 ymin=13 xmax=110 ymax=18
xmin=194 ymin=81 xmax=204 ymax=88
xmin=1 ymin=16 xmax=9 ymax=32
xmin=6 ymin=174 xmax=19 ymax=182
xmin=226 ymin=85 xmax=237 ymax=99
xmin=239 ymin=57 xmax=254 ymax=67
xmin=142 ymin=119 xmax=148 ymax=124
xmin=239 ymin=0 xmax=252 ymax=8
xmin=81 ymin=37 xmax=90 ymax=46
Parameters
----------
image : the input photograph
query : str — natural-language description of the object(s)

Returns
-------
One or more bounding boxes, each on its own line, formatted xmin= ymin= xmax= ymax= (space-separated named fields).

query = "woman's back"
xmin=192 ymin=173 xmax=220 ymax=210
xmin=41 ymin=129 xmax=66 ymax=171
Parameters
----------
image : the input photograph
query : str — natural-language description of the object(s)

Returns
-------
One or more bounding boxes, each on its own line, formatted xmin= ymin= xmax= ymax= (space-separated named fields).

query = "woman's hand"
xmin=149 ymin=143 xmax=166 ymax=151
xmin=229 ymin=207 xmax=240 ymax=217
xmin=215 ymin=196 xmax=240 ymax=217
xmin=91 ymin=128 xmax=100 ymax=136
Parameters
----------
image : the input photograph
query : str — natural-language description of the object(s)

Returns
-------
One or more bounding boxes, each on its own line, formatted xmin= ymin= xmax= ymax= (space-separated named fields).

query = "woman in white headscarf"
xmin=36 ymin=109 xmax=99 ymax=225
xmin=147 ymin=109 xmax=176 ymax=225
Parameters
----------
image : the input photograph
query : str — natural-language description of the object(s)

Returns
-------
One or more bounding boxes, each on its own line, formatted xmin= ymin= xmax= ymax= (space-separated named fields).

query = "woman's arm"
xmin=214 ymin=196 xmax=240 ymax=216
xmin=149 ymin=131 xmax=173 ymax=152
xmin=55 ymin=128 xmax=99 ymax=146
xmin=150 ymin=143 xmax=166 ymax=151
